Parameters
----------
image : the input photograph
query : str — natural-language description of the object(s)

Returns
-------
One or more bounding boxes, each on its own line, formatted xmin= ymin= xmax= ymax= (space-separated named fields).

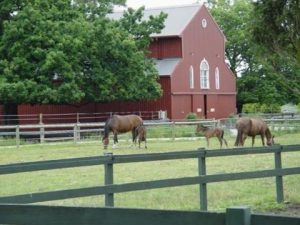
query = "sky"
xmin=119 ymin=0 xmax=203 ymax=9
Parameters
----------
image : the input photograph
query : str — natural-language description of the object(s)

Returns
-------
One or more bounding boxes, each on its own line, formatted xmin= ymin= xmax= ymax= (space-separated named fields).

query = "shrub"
xmin=242 ymin=103 xmax=281 ymax=113
xmin=185 ymin=112 xmax=198 ymax=120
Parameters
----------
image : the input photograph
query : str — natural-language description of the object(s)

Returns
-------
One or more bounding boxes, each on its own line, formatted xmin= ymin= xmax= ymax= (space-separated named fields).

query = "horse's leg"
xmin=251 ymin=136 xmax=255 ymax=147
xmin=217 ymin=136 xmax=222 ymax=148
xmin=113 ymin=132 xmax=118 ymax=149
xmin=206 ymin=137 xmax=209 ymax=148
xmin=130 ymin=129 xmax=136 ymax=148
xmin=223 ymin=137 xmax=228 ymax=148
xmin=241 ymin=134 xmax=247 ymax=146
xmin=261 ymin=134 xmax=265 ymax=146
xmin=144 ymin=137 xmax=147 ymax=149
xmin=132 ymin=129 xmax=137 ymax=147
xmin=234 ymin=130 xmax=241 ymax=146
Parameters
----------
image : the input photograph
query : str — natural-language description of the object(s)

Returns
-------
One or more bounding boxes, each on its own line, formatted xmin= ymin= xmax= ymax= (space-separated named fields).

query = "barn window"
xmin=189 ymin=66 xmax=194 ymax=89
xmin=215 ymin=67 xmax=220 ymax=89
xmin=202 ymin=19 xmax=207 ymax=28
xmin=200 ymin=59 xmax=210 ymax=89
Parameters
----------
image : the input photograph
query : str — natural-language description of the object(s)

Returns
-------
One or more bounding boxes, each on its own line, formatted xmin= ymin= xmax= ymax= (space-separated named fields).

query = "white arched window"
xmin=215 ymin=67 xmax=220 ymax=90
xmin=200 ymin=59 xmax=209 ymax=89
xmin=189 ymin=66 xmax=194 ymax=89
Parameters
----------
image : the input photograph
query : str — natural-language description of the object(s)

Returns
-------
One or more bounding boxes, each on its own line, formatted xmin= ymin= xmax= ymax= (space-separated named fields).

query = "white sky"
xmin=120 ymin=0 xmax=203 ymax=9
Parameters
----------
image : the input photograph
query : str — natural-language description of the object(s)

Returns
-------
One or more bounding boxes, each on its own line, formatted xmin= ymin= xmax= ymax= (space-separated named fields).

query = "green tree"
xmin=208 ymin=0 xmax=253 ymax=77
xmin=252 ymin=0 xmax=300 ymax=66
xmin=0 ymin=0 xmax=166 ymax=121
xmin=207 ymin=0 xmax=300 ymax=112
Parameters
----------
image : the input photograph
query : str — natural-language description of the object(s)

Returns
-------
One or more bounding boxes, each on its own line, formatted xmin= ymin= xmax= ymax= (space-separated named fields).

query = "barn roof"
xmin=109 ymin=4 xmax=203 ymax=37
xmin=154 ymin=58 xmax=181 ymax=76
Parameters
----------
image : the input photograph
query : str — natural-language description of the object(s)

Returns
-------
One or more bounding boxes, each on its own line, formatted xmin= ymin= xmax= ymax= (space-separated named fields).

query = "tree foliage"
xmin=207 ymin=0 xmax=300 ymax=112
xmin=252 ymin=0 xmax=300 ymax=66
xmin=0 ymin=0 xmax=167 ymax=106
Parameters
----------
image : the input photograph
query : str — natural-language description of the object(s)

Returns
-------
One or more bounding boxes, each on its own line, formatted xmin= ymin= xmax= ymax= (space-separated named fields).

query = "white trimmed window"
xmin=215 ymin=67 xmax=220 ymax=89
xmin=189 ymin=66 xmax=194 ymax=89
xmin=200 ymin=59 xmax=209 ymax=89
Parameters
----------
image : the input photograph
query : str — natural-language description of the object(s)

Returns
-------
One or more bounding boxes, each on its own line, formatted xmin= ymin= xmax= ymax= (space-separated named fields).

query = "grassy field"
xmin=0 ymin=131 xmax=300 ymax=214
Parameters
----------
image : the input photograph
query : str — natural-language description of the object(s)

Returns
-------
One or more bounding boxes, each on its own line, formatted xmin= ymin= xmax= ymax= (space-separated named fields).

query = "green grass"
xmin=0 ymin=132 xmax=300 ymax=212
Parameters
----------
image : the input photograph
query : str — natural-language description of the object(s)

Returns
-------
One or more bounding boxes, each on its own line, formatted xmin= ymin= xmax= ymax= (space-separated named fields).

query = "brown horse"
xmin=195 ymin=124 xmax=228 ymax=148
xmin=102 ymin=114 xmax=143 ymax=149
xmin=134 ymin=125 xmax=147 ymax=149
xmin=234 ymin=117 xmax=274 ymax=147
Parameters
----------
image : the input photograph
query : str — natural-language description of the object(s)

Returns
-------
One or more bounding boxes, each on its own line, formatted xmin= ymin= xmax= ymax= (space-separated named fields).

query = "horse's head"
xmin=102 ymin=136 xmax=109 ymax=149
xmin=195 ymin=124 xmax=205 ymax=134
xmin=267 ymin=135 xmax=275 ymax=146
xmin=266 ymin=128 xmax=274 ymax=146
xmin=102 ymin=119 xmax=111 ymax=149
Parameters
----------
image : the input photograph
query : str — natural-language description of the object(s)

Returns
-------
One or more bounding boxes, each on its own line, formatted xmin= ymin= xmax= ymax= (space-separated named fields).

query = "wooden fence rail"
xmin=0 ymin=145 xmax=300 ymax=210
xmin=0 ymin=118 xmax=299 ymax=146
xmin=0 ymin=204 xmax=299 ymax=225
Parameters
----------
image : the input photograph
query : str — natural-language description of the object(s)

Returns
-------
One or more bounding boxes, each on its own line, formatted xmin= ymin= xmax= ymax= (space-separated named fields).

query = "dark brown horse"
xmin=134 ymin=125 xmax=147 ymax=149
xmin=195 ymin=124 xmax=228 ymax=148
xmin=102 ymin=114 xmax=143 ymax=149
xmin=234 ymin=117 xmax=274 ymax=147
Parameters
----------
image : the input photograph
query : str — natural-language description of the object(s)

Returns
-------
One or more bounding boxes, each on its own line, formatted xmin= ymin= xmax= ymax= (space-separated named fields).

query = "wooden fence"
xmin=0 ymin=118 xmax=299 ymax=146
xmin=0 ymin=204 xmax=299 ymax=225
xmin=0 ymin=120 xmax=219 ymax=145
xmin=0 ymin=145 xmax=300 ymax=211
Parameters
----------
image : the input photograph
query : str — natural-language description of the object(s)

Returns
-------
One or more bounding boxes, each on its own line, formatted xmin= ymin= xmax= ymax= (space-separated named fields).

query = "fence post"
xmin=274 ymin=145 xmax=284 ymax=203
xmin=40 ymin=125 xmax=45 ymax=144
xmin=226 ymin=207 xmax=251 ymax=225
xmin=171 ymin=122 xmax=175 ymax=141
xmin=73 ymin=124 xmax=78 ymax=143
xmin=104 ymin=153 xmax=114 ymax=207
xmin=198 ymin=150 xmax=207 ymax=210
xmin=16 ymin=125 xmax=20 ymax=147
xmin=39 ymin=114 xmax=44 ymax=143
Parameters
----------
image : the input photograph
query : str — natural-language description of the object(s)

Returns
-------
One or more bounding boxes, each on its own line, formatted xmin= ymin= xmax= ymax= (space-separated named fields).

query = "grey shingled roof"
xmin=109 ymin=4 xmax=202 ymax=37
xmin=154 ymin=58 xmax=181 ymax=76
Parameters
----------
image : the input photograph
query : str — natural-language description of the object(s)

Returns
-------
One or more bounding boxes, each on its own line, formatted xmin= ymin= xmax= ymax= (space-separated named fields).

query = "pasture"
xmin=0 ymin=131 xmax=300 ymax=215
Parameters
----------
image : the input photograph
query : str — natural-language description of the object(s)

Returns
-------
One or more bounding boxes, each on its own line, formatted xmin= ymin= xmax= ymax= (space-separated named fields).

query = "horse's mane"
xmin=103 ymin=118 xmax=112 ymax=138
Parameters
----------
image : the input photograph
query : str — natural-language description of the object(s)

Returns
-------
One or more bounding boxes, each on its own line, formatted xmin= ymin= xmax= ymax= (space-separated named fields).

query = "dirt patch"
xmin=261 ymin=203 xmax=300 ymax=217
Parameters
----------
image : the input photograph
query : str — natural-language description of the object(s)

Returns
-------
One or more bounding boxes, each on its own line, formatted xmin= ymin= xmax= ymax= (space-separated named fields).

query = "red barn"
xmin=9 ymin=4 xmax=236 ymax=123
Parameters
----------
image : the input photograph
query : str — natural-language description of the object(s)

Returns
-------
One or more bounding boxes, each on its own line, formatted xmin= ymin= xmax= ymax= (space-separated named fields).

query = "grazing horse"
xmin=134 ymin=125 xmax=147 ymax=149
xmin=234 ymin=117 xmax=274 ymax=147
xmin=102 ymin=114 xmax=143 ymax=149
xmin=195 ymin=124 xmax=228 ymax=148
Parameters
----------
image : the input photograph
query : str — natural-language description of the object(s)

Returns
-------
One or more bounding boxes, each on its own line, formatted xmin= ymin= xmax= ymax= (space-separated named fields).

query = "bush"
xmin=242 ymin=103 xmax=281 ymax=113
xmin=185 ymin=112 xmax=198 ymax=120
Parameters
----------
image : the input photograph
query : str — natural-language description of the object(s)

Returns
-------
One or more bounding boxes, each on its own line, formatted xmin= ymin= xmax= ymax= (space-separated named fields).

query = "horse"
xmin=102 ymin=114 xmax=143 ymax=149
xmin=234 ymin=117 xmax=274 ymax=147
xmin=134 ymin=125 xmax=147 ymax=149
xmin=195 ymin=123 xmax=228 ymax=148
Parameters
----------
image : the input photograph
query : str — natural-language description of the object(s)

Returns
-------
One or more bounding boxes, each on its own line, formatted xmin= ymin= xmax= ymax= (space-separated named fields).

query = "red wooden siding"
xmin=171 ymin=95 xmax=192 ymax=120
xmin=94 ymin=77 xmax=172 ymax=119
xmin=149 ymin=37 xmax=182 ymax=59
xmin=17 ymin=77 xmax=172 ymax=123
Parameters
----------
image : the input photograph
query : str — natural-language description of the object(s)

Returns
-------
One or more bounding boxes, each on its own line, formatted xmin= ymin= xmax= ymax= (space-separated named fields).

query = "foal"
xmin=134 ymin=125 xmax=147 ymax=149
xmin=196 ymin=124 xmax=228 ymax=148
